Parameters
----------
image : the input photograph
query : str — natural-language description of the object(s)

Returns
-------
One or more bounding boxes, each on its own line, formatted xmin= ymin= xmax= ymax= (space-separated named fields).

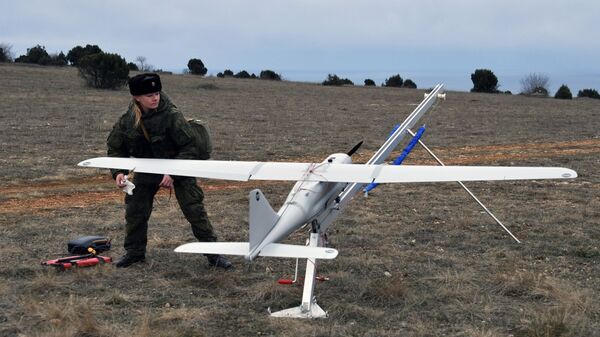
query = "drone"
xmin=79 ymin=84 xmax=576 ymax=318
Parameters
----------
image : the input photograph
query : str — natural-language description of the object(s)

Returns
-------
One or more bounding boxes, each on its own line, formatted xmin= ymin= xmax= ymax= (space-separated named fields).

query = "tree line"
xmin=0 ymin=43 xmax=283 ymax=90
xmin=322 ymin=74 xmax=418 ymax=89
xmin=0 ymin=42 xmax=598 ymax=98
xmin=470 ymin=69 xmax=599 ymax=99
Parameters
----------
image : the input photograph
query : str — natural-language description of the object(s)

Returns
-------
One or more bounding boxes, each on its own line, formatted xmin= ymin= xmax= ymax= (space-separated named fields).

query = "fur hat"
xmin=128 ymin=73 xmax=162 ymax=95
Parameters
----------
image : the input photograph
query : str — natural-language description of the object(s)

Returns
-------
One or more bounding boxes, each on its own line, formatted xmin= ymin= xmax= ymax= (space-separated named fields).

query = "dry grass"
xmin=519 ymin=305 xmax=587 ymax=337
xmin=1 ymin=63 xmax=599 ymax=336
xmin=494 ymin=268 xmax=552 ymax=298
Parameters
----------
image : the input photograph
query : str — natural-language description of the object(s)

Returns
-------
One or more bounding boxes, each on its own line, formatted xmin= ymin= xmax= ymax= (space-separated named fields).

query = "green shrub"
xmin=234 ymin=70 xmax=251 ymax=79
xmin=554 ymin=85 xmax=572 ymax=99
xmin=577 ymin=88 xmax=600 ymax=99
xmin=322 ymin=74 xmax=353 ymax=86
xmin=14 ymin=45 xmax=51 ymax=65
xmin=128 ymin=62 xmax=139 ymax=71
xmin=14 ymin=46 xmax=67 ymax=66
xmin=77 ymin=52 xmax=129 ymax=89
xmin=223 ymin=69 xmax=234 ymax=77
xmin=260 ymin=69 xmax=281 ymax=80
xmin=470 ymin=69 xmax=499 ymax=93
xmin=384 ymin=74 xmax=403 ymax=87
xmin=187 ymin=58 xmax=207 ymax=75
xmin=364 ymin=79 xmax=375 ymax=86
xmin=403 ymin=79 xmax=417 ymax=89
xmin=48 ymin=52 xmax=68 ymax=66
xmin=67 ymin=44 xmax=102 ymax=66
xmin=0 ymin=48 xmax=7 ymax=62
xmin=0 ymin=43 xmax=14 ymax=62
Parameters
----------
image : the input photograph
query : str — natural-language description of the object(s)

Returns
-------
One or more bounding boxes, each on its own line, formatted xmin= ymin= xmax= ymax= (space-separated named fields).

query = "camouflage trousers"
xmin=123 ymin=173 xmax=216 ymax=257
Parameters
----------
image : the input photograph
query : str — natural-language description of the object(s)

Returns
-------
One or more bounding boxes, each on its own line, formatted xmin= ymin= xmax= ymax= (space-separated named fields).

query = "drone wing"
xmin=78 ymin=157 xmax=576 ymax=183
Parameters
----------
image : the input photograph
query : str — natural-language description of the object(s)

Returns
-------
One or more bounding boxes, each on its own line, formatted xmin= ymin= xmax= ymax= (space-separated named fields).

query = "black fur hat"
xmin=128 ymin=73 xmax=162 ymax=95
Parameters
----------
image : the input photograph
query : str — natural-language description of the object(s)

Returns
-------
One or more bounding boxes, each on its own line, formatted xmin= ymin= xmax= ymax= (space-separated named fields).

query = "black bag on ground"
xmin=68 ymin=236 xmax=111 ymax=255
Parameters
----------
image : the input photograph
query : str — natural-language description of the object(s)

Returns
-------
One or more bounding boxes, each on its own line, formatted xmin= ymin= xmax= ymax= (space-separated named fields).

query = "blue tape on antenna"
xmin=364 ymin=125 xmax=426 ymax=194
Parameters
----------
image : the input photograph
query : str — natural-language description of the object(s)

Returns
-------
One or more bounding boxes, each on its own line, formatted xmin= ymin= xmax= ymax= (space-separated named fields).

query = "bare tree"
xmin=0 ymin=42 xmax=14 ymax=62
xmin=135 ymin=56 xmax=153 ymax=72
xmin=520 ymin=72 xmax=550 ymax=96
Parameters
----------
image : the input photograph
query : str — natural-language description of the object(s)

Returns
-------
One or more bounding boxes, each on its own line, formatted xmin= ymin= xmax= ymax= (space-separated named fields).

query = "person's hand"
xmin=159 ymin=174 xmax=174 ymax=189
xmin=115 ymin=173 xmax=127 ymax=188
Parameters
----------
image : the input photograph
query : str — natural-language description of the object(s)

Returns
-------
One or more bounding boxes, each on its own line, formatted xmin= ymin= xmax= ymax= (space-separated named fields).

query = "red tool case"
xmin=42 ymin=254 xmax=112 ymax=271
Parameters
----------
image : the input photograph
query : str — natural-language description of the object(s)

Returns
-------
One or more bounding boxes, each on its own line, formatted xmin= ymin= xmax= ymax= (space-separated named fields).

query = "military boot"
xmin=205 ymin=254 xmax=232 ymax=269
xmin=115 ymin=254 xmax=145 ymax=268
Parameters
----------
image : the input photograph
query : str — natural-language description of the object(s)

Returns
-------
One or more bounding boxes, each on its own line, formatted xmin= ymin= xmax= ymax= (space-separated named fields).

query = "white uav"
xmin=79 ymin=84 xmax=576 ymax=318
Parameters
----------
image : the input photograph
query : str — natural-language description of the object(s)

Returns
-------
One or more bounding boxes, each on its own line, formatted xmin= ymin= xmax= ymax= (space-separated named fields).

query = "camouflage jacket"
xmin=106 ymin=93 xmax=197 ymax=179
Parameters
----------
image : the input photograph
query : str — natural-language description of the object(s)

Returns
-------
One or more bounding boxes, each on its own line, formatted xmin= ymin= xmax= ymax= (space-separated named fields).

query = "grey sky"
xmin=2 ymin=0 xmax=599 ymax=92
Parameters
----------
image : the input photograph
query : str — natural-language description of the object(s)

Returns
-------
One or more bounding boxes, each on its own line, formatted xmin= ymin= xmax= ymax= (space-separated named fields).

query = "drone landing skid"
xmin=269 ymin=232 xmax=328 ymax=319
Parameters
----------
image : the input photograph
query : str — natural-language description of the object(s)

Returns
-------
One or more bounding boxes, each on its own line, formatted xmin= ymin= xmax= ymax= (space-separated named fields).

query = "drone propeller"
xmin=347 ymin=141 xmax=363 ymax=157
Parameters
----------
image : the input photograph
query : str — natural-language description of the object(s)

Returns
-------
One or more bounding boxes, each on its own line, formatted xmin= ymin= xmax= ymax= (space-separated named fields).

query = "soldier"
xmin=107 ymin=73 xmax=232 ymax=269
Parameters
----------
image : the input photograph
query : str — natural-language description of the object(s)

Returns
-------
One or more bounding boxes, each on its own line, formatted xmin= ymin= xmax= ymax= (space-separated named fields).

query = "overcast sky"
xmin=2 ymin=0 xmax=599 ymax=92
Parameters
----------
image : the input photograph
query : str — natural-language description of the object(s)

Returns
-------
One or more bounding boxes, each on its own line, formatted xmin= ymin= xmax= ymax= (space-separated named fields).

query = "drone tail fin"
xmin=249 ymin=189 xmax=279 ymax=251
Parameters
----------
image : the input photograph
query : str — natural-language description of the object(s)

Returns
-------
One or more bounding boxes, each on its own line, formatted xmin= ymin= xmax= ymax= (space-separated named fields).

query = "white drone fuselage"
xmin=246 ymin=153 xmax=350 ymax=260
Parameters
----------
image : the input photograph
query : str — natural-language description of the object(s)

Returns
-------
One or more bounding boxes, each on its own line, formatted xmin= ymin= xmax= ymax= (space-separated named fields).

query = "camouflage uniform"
xmin=107 ymin=93 xmax=216 ymax=258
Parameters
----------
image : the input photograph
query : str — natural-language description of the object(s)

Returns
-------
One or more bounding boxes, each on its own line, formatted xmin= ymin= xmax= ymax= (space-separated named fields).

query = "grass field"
xmin=0 ymin=63 xmax=599 ymax=336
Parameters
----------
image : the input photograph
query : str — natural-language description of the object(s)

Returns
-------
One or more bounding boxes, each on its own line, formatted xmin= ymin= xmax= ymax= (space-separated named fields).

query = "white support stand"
xmin=406 ymin=128 xmax=521 ymax=244
xmin=270 ymin=232 xmax=328 ymax=318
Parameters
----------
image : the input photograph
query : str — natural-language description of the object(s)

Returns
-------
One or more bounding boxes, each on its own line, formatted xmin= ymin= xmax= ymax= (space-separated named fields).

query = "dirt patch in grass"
xmin=1 ymin=139 xmax=595 ymax=216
